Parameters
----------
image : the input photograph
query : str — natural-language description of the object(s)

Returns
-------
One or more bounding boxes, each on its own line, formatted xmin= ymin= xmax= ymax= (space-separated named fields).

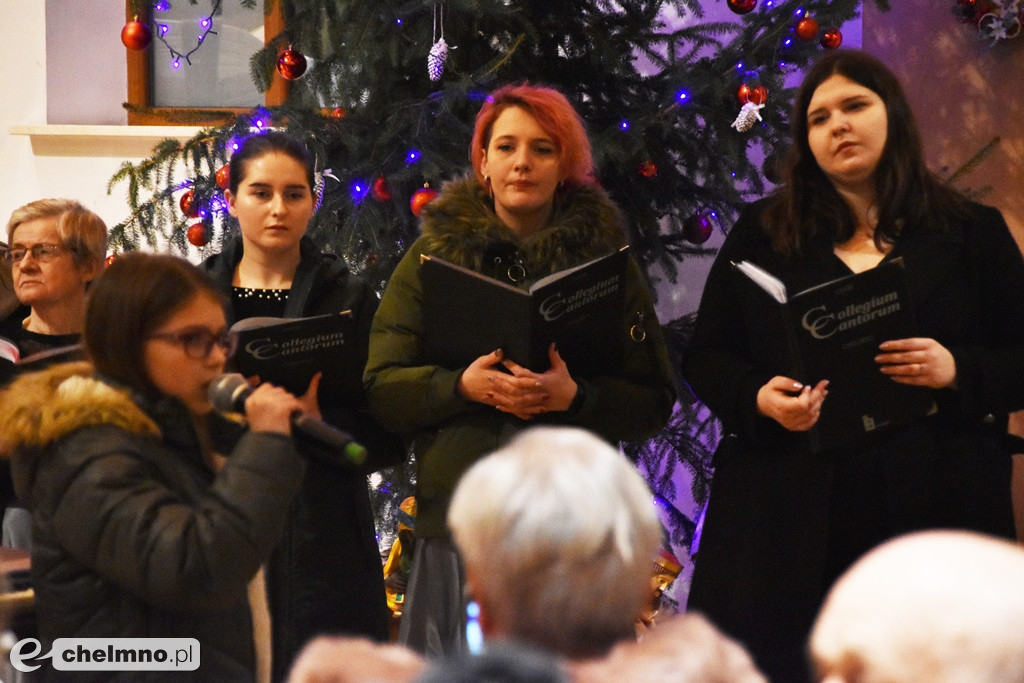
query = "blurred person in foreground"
xmin=0 ymin=252 xmax=306 ymax=681
xmin=286 ymin=426 xmax=765 ymax=683
xmin=446 ymin=425 xmax=662 ymax=659
xmin=810 ymin=530 xmax=1024 ymax=683
xmin=287 ymin=617 xmax=767 ymax=683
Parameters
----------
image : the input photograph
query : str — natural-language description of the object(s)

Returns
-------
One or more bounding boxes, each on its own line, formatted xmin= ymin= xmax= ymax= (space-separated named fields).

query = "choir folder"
xmin=229 ymin=311 xmax=363 ymax=403
xmin=732 ymin=257 xmax=934 ymax=451
xmin=421 ymin=246 xmax=629 ymax=376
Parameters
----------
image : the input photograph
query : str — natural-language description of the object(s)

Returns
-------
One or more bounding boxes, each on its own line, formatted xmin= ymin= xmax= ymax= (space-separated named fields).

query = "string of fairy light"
xmin=125 ymin=0 xmax=846 ymax=246
xmin=152 ymin=0 xmax=223 ymax=69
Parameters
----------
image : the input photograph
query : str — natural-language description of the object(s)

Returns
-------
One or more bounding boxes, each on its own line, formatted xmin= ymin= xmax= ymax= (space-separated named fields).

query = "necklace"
xmin=232 ymin=286 xmax=289 ymax=302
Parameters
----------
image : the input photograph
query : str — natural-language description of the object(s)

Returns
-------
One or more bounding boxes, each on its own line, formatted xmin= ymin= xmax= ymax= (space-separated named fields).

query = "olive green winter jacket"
xmin=364 ymin=176 xmax=676 ymax=538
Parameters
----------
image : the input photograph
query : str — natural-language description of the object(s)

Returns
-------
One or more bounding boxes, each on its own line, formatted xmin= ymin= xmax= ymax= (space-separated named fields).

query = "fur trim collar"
xmin=0 ymin=361 xmax=159 ymax=459
xmin=419 ymin=176 xmax=627 ymax=274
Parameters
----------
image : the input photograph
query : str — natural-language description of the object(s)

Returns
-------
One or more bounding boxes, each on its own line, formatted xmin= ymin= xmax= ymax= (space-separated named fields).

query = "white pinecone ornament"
xmin=312 ymin=169 xmax=337 ymax=213
xmin=730 ymin=101 xmax=764 ymax=133
xmin=428 ymin=38 xmax=449 ymax=81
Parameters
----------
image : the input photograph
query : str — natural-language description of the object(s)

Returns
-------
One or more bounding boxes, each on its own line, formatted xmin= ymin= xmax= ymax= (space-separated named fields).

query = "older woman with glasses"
xmin=0 ymin=251 xmax=307 ymax=681
xmin=0 ymin=199 xmax=108 ymax=549
xmin=0 ymin=199 xmax=107 ymax=378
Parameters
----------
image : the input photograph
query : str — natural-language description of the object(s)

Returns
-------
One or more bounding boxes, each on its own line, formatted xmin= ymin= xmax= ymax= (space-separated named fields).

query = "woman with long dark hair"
xmin=683 ymin=50 xmax=1024 ymax=681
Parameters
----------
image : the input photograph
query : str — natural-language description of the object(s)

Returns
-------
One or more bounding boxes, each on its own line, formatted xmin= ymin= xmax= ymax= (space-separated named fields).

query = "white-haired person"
xmin=810 ymin=530 xmax=1024 ymax=683
xmin=447 ymin=425 xmax=660 ymax=659
xmin=286 ymin=425 xmax=766 ymax=683
xmin=446 ymin=425 xmax=766 ymax=681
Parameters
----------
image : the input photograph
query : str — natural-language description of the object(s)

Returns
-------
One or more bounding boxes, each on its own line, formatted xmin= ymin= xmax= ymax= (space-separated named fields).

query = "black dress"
xmin=202 ymin=237 xmax=403 ymax=682
xmin=683 ymin=199 xmax=1024 ymax=682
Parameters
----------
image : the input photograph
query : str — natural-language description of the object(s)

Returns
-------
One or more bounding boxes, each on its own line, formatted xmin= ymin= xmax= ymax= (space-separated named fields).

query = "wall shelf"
xmin=9 ymin=124 xmax=204 ymax=158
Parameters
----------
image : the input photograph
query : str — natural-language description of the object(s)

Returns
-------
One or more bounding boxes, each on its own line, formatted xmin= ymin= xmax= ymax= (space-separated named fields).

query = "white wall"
xmin=1 ymin=0 xmax=140 ymax=235
xmin=45 ymin=0 xmax=126 ymax=125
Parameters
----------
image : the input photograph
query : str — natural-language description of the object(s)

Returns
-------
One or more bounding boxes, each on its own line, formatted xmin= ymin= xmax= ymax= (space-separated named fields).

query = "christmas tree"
xmin=110 ymin=0 xmax=886 ymax=601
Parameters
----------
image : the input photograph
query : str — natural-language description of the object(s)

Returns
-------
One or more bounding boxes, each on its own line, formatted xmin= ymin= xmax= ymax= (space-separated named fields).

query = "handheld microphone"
xmin=208 ymin=373 xmax=367 ymax=467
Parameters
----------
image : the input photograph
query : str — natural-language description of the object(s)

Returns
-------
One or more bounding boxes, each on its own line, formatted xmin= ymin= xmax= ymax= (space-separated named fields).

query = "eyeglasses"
xmin=4 ymin=243 xmax=72 ymax=265
xmin=150 ymin=327 xmax=237 ymax=360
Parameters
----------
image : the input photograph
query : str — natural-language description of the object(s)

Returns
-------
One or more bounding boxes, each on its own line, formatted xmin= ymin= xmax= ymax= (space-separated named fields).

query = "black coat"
xmin=0 ymin=362 xmax=306 ymax=682
xmin=202 ymin=237 xmax=402 ymax=681
xmin=682 ymin=199 xmax=1024 ymax=681
xmin=0 ymin=308 xmax=81 ymax=511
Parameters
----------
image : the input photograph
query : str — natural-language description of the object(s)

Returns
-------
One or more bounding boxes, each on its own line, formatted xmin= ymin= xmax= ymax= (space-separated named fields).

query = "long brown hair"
xmin=763 ymin=50 xmax=967 ymax=255
xmin=85 ymin=252 xmax=228 ymax=397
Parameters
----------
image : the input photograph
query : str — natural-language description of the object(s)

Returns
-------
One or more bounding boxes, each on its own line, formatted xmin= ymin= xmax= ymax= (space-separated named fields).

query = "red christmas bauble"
xmin=819 ymin=28 xmax=843 ymax=50
xmin=215 ymin=165 xmax=231 ymax=191
xmin=737 ymin=83 xmax=768 ymax=106
xmin=795 ymin=17 xmax=820 ymax=41
xmin=277 ymin=48 xmax=308 ymax=80
xmin=727 ymin=0 xmax=757 ymax=14
xmin=104 ymin=254 xmax=117 ymax=268
xmin=372 ymin=176 xmax=393 ymax=202
xmin=330 ymin=107 xmax=347 ymax=119
xmin=179 ymin=190 xmax=199 ymax=218
xmin=683 ymin=212 xmax=714 ymax=245
xmin=956 ymin=0 xmax=996 ymax=23
xmin=409 ymin=187 xmax=438 ymax=217
xmin=638 ymin=161 xmax=658 ymax=178
xmin=187 ymin=223 xmax=208 ymax=247
xmin=121 ymin=19 xmax=152 ymax=51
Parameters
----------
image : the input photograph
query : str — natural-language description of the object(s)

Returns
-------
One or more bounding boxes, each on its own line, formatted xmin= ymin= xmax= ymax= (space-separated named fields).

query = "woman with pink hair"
xmin=365 ymin=83 xmax=676 ymax=658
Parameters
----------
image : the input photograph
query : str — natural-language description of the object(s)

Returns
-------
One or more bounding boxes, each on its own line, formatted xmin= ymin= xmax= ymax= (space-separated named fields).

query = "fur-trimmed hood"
xmin=0 ymin=361 xmax=159 ymax=460
xmin=419 ymin=176 xmax=628 ymax=278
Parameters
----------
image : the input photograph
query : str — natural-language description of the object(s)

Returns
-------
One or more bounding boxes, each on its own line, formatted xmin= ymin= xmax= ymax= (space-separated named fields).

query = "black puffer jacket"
xmin=0 ymin=361 xmax=305 ymax=682
xmin=202 ymin=236 xmax=400 ymax=680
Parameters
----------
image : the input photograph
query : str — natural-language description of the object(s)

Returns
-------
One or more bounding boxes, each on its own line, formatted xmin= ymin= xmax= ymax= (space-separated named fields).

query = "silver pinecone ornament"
xmin=428 ymin=38 xmax=449 ymax=82
xmin=730 ymin=101 xmax=764 ymax=133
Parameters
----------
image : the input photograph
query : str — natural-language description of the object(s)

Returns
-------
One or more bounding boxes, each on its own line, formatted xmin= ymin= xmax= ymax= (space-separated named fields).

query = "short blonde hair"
xmin=7 ymin=198 xmax=108 ymax=268
xmin=448 ymin=426 xmax=661 ymax=659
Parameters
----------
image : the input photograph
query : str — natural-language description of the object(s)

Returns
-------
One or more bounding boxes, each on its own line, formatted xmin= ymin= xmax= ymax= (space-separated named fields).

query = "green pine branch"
xmin=112 ymin=0 xmax=891 ymax=560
